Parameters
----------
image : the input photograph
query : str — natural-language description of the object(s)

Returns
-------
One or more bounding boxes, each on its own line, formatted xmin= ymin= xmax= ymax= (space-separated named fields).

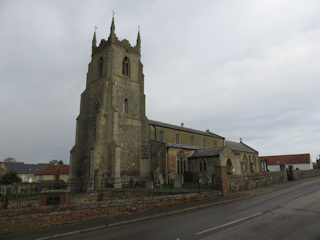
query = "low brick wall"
xmin=0 ymin=191 xmax=219 ymax=235
xmin=293 ymin=169 xmax=320 ymax=180
xmin=228 ymin=171 xmax=287 ymax=193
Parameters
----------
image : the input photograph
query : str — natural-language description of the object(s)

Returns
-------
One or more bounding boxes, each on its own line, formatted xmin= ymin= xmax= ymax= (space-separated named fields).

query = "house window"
xmin=122 ymin=57 xmax=130 ymax=76
xmin=21 ymin=174 xmax=26 ymax=182
xmin=124 ymin=98 xmax=129 ymax=113
xmin=190 ymin=135 xmax=194 ymax=146
xmin=159 ymin=130 xmax=164 ymax=142
xmin=202 ymin=138 xmax=206 ymax=147
xmin=99 ymin=57 xmax=103 ymax=76
xmin=176 ymin=133 xmax=180 ymax=144
xmin=39 ymin=175 xmax=44 ymax=181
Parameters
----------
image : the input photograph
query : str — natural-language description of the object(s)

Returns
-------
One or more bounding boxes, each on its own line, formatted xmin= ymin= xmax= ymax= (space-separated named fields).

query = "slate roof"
xmin=36 ymin=165 xmax=69 ymax=175
xmin=189 ymin=148 xmax=224 ymax=158
xmin=166 ymin=143 xmax=203 ymax=150
xmin=5 ymin=164 xmax=49 ymax=174
xmin=225 ymin=140 xmax=258 ymax=154
xmin=260 ymin=154 xmax=311 ymax=165
xmin=148 ymin=120 xmax=224 ymax=139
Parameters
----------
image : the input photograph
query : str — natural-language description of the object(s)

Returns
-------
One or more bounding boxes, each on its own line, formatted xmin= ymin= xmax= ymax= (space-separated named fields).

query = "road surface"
xmin=57 ymin=178 xmax=320 ymax=240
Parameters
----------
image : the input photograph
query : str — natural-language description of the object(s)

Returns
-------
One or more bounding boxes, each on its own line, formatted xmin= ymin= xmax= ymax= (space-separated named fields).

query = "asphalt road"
xmin=55 ymin=178 xmax=320 ymax=240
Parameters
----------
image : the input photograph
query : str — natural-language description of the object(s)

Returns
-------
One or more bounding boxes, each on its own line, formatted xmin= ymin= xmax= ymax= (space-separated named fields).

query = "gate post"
xmin=215 ymin=166 xmax=229 ymax=196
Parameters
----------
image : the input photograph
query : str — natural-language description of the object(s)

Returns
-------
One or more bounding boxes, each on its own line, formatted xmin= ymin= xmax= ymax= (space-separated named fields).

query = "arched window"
xmin=227 ymin=159 xmax=233 ymax=175
xmin=159 ymin=130 xmax=164 ymax=142
xmin=99 ymin=57 xmax=103 ymax=76
xmin=202 ymin=138 xmax=206 ymax=147
xmin=177 ymin=151 xmax=186 ymax=175
xmin=124 ymin=98 xmax=128 ymax=113
xmin=200 ymin=160 xmax=206 ymax=172
xmin=176 ymin=133 xmax=180 ymax=144
xmin=190 ymin=135 xmax=194 ymax=146
xmin=122 ymin=57 xmax=130 ymax=76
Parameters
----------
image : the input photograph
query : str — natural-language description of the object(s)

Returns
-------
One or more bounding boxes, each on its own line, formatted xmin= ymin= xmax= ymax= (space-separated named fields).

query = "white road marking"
xmin=280 ymin=196 xmax=305 ymax=207
xmin=195 ymin=212 xmax=262 ymax=235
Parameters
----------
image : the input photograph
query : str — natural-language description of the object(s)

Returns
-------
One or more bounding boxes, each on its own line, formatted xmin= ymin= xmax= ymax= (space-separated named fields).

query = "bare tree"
xmin=3 ymin=157 xmax=16 ymax=162
xmin=49 ymin=160 xmax=59 ymax=166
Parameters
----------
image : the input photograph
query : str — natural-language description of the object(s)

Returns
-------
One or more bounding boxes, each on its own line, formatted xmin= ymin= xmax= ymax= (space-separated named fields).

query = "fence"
xmin=0 ymin=179 xmax=215 ymax=209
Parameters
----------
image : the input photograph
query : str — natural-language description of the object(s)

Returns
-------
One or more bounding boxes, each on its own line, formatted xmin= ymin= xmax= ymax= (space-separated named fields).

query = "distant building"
xmin=35 ymin=165 xmax=69 ymax=186
xmin=260 ymin=154 xmax=313 ymax=172
xmin=2 ymin=163 xmax=49 ymax=182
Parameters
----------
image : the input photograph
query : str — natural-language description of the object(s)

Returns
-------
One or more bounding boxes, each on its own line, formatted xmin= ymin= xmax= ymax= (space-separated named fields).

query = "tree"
xmin=0 ymin=171 xmax=21 ymax=184
xmin=49 ymin=160 xmax=59 ymax=166
xmin=3 ymin=157 xmax=16 ymax=162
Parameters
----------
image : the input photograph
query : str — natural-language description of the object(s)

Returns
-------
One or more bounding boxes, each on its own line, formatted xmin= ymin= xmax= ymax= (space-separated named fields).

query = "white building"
xmin=260 ymin=154 xmax=313 ymax=172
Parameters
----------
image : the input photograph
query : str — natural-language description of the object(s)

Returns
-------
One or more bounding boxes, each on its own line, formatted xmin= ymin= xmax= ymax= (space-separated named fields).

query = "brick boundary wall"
xmin=0 ymin=192 xmax=219 ymax=235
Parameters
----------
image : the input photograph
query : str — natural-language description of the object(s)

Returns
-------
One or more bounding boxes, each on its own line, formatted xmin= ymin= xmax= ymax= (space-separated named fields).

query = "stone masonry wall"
xmin=228 ymin=171 xmax=287 ymax=193
xmin=293 ymin=169 xmax=320 ymax=180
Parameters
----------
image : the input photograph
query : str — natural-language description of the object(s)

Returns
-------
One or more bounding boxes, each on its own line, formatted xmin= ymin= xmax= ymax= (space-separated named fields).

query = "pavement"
xmin=2 ymin=177 xmax=319 ymax=240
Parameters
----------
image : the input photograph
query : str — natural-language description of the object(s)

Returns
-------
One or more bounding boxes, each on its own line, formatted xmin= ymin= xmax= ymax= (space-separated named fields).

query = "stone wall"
xmin=293 ymin=169 xmax=320 ymax=180
xmin=0 ymin=191 xmax=218 ymax=235
xmin=228 ymin=171 xmax=287 ymax=193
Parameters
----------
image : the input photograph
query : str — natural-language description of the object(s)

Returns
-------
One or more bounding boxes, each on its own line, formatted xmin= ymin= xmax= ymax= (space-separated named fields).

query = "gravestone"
xmin=174 ymin=177 xmax=181 ymax=189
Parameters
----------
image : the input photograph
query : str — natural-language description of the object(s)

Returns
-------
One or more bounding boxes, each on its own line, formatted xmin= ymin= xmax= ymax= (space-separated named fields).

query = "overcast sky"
xmin=1 ymin=0 xmax=320 ymax=164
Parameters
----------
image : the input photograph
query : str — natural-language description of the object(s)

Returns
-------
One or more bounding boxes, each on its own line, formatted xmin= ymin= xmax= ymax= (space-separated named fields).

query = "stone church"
xmin=69 ymin=17 xmax=261 ymax=190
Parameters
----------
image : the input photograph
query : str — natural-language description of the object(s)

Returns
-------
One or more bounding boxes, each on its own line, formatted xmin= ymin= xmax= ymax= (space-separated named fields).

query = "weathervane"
xmin=112 ymin=10 xmax=115 ymax=17
xmin=94 ymin=25 xmax=98 ymax=33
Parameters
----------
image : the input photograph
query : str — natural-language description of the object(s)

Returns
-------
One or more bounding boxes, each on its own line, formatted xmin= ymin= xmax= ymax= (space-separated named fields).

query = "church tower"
xmin=69 ymin=17 xmax=150 ymax=190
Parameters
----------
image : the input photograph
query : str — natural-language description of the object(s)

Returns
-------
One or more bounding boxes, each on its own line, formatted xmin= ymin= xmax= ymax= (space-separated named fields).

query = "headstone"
xmin=146 ymin=181 xmax=153 ymax=189
xmin=158 ymin=175 xmax=164 ymax=185
xmin=174 ymin=177 xmax=181 ymax=189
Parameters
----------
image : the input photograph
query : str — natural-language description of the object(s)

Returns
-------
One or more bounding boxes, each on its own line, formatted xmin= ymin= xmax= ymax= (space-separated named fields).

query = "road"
xmin=57 ymin=178 xmax=320 ymax=240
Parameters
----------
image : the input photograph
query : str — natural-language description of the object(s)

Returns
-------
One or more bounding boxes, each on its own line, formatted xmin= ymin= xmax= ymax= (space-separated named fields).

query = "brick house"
xmin=35 ymin=165 xmax=70 ymax=184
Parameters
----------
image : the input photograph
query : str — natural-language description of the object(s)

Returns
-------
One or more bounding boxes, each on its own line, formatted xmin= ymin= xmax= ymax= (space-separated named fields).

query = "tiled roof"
xmin=36 ymin=165 xmax=69 ymax=175
xmin=225 ymin=140 xmax=258 ymax=154
xmin=148 ymin=120 xmax=225 ymax=139
xmin=39 ymin=180 xmax=67 ymax=187
xmin=5 ymin=164 xmax=49 ymax=174
xmin=189 ymin=148 xmax=224 ymax=158
xmin=260 ymin=154 xmax=311 ymax=165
